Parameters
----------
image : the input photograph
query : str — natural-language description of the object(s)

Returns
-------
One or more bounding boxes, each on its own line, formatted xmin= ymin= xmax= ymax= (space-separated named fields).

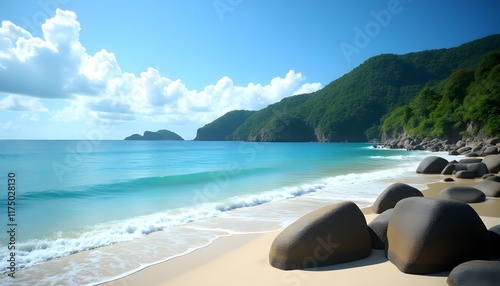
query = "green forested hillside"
xmin=196 ymin=34 xmax=500 ymax=142
xmin=381 ymin=50 xmax=500 ymax=140
xmin=231 ymin=93 xmax=312 ymax=141
xmin=194 ymin=110 xmax=256 ymax=140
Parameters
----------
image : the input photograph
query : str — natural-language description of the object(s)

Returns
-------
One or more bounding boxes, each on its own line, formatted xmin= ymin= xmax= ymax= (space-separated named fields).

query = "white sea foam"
xmin=0 ymin=181 xmax=329 ymax=273
xmin=0 ymin=148 xmax=457 ymax=285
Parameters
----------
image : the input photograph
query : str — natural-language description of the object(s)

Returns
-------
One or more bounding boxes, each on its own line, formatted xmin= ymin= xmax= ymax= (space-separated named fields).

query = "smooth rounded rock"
xmin=483 ymin=154 xmax=500 ymax=173
xmin=489 ymin=224 xmax=500 ymax=257
xmin=459 ymin=158 xmax=483 ymax=164
xmin=455 ymin=170 xmax=476 ymax=179
xmin=482 ymin=146 xmax=499 ymax=156
xmin=458 ymin=146 xmax=472 ymax=154
xmin=443 ymin=178 xmax=455 ymax=182
xmin=447 ymin=260 xmax=500 ymax=286
xmin=485 ymin=175 xmax=500 ymax=182
xmin=441 ymin=164 xmax=456 ymax=175
xmin=269 ymin=201 xmax=371 ymax=270
xmin=467 ymin=162 xmax=490 ymax=177
xmin=475 ymin=180 xmax=500 ymax=197
xmin=368 ymin=209 xmax=393 ymax=250
xmin=372 ymin=183 xmax=423 ymax=214
xmin=438 ymin=186 xmax=485 ymax=203
xmin=486 ymin=137 xmax=500 ymax=145
xmin=466 ymin=152 xmax=480 ymax=157
xmin=482 ymin=173 xmax=496 ymax=179
xmin=416 ymin=156 xmax=449 ymax=174
xmin=387 ymin=197 xmax=490 ymax=274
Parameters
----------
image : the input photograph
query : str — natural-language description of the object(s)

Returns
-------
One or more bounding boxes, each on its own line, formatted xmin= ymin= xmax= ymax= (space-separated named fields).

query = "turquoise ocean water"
xmin=0 ymin=140 xmax=452 ymax=285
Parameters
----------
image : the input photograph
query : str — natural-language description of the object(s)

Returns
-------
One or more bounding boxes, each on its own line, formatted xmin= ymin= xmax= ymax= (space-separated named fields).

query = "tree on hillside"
xmin=410 ymin=87 xmax=440 ymax=121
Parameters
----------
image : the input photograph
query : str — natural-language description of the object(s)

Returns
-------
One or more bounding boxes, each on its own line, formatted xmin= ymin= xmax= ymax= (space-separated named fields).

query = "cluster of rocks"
xmin=269 ymin=155 xmax=500 ymax=285
xmin=416 ymin=154 xmax=500 ymax=197
xmin=375 ymin=137 xmax=500 ymax=156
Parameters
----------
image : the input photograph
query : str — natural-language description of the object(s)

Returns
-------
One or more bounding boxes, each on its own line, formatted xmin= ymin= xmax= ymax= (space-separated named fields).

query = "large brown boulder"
xmin=459 ymin=158 xmax=482 ymax=164
xmin=447 ymin=260 xmax=500 ymax=286
xmin=467 ymin=162 xmax=490 ymax=177
xmin=372 ymin=183 xmax=423 ymax=214
xmin=453 ymin=163 xmax=469 ymax=173
xmin=466 ymin=152 xmax=480 ymax=157
xmin=368 ymin=209 xmax=393 ymax=250
xmin=485 ymin=137 xmax=500 ymax=145
xmin=458 ymin=146 xmax=472 ymax=154
xmin=269 ymin=201 xmax=371 ymax=270
xmin=489 ymin=224 xmax=500 ymax=257
xmin=441 ymin=164 xmax=456 ymax=175
xmin=455 ymin=170 xmax=476 ymax=179
xmin=438 ymin=186 xmax=486 ymax=203
xmin=482 ymin=146 xmax=499 ymax=156
xmin=483 ymin=154 xmax=500 ymax=173
xmin=416 ymin=156 xmax=449 ymax=174
xmin=387 ymin=197 xmax=490 ymax=274
xmin=485 ymin=175 xmax=500 ymax=182
xmin=475 ymin=180 xmax=500 ymax=197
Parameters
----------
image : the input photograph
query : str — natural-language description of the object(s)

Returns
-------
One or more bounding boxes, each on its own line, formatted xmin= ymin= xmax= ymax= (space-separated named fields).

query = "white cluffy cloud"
xmin=0 ymin=94 xmax=48 ymax=111
xmin=0 ymin=9 xmax=322 ymax=133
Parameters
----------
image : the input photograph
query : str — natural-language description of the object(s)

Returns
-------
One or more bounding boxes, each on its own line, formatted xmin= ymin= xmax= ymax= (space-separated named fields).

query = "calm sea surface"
xmin=0 ymin=140 xmax=450 ymax=285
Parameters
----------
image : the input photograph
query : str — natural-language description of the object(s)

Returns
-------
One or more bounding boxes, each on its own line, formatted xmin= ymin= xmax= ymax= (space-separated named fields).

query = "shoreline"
xmin=100 ymin=172 xmax=498 ymax=286
xmin=2 ymin=151 xmax=495 ymax=285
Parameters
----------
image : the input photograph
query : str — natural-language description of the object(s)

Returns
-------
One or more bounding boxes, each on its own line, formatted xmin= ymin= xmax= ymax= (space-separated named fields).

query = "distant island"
xmin=124 ymin=130 xmax=184 ymax=140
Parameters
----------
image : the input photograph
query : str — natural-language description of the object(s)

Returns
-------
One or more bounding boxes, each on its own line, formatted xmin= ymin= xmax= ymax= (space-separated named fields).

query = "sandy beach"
xmin=102 ymin=176 xmax=500 ymax=286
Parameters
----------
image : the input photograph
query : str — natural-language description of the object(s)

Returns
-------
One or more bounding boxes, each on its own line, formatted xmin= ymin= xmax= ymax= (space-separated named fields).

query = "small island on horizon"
xmin=124 ymin=129 xmax=184 ymax=141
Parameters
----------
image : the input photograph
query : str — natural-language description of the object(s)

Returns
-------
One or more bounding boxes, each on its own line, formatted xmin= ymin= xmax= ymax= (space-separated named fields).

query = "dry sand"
xmin=102 ymin=177 xmax=500 ymax=286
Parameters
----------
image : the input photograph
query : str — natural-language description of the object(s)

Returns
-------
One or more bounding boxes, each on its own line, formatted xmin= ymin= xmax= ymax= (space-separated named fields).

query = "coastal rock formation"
xmin=416 ymin=156 xmax=449 ymax=174
xmin=447 ymin=260 xmax=500 ymax=286
xmin=475 ymin=180 xmax=500 ymax=197
xmin=269 ymin=201 xmax=371 ymax=270
xmin=483 ymin=146 xmax=499 ymax=156
xmin=489 ymin=225 xmax=500 ymax=257
xmin=467 ymin=162 xmax=490 ymax=177
xmin=441 ymin=164 xmax=456 ymax=175
xmin=455 ymin=170 xmax=476 ymax=179
xmin=489 ymin=224 xmax=500 ymax=257
xmin=482 ymin=173 xmax=496 ymax=179
xmin=376 ymin=137 xmax=500 ymax=155
xmin=483 ymin=154 xmax=500 ymax=173
xmin=453 ymin=163 xmax=469 ymax=172
xmin=387 ymin=197 xmax=490 ymax=274
xmin=459 ymin=158 xmax=483 ymax=164
xmin=486 ymin=137 xmax=500 ymax=145
xmin=368 ymin=209 xmax=393 ymax=250
xmin=372 ymin=183 xmax=423 ymax=214
xmin=438 ymin=186 xmax=486 ymax=203
xmin=485 ymin=175 xmax=500 ymax=182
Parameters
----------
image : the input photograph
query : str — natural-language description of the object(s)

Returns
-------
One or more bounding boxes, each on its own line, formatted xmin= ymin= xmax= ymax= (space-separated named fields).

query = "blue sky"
xmin=0 ymin=0 xmax=499 ymax=140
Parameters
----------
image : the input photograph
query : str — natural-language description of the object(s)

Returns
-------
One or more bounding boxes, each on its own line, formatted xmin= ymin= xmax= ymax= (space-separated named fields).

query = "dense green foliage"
xmin=124 ymin=129 xmax=184 ymax=140
xmin=197 ymin=35 xmax=500 ymax=142
xmin=231 ymin=94 xmax=311 ymax=140
xmin=194 ymin=110 xmax=256 ymax=140
xmin=381 ymin=50 xmax=500 ymax=139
